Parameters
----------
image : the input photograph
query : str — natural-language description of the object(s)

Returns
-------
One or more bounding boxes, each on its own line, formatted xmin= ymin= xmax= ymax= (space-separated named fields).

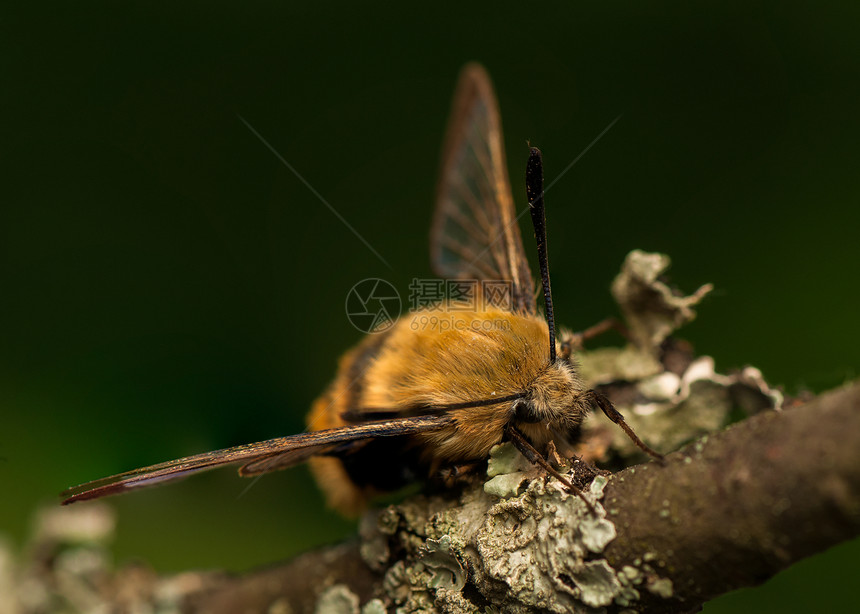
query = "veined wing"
xmin=431 ymin=63 xmax=536 ymax=314
xmin=61 ymin=414 xmax=454 ymax=504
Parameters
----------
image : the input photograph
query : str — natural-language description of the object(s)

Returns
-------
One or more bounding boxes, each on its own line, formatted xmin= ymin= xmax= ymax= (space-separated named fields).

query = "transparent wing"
xmin=61 ymin=414 xmax=454 ymax=504
xmin=240 ymin=391 xmax=525 ymax=476
xmin=431 ymin=63 xmax=536 ymax=314
xmin=238 ymin=440 xmax=367 ymax=476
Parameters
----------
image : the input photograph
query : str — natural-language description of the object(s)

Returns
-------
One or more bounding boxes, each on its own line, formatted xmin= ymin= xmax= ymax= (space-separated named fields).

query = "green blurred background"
xmin=2 ymin=1 xmax=858 ymax=611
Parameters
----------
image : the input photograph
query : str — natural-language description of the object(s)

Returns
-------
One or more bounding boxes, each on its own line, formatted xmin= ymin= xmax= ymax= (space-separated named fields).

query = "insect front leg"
xmin=505 ymin=425 xmax=596 ymax=515
xmin=587 ymin=390 xmax=665 ymax=462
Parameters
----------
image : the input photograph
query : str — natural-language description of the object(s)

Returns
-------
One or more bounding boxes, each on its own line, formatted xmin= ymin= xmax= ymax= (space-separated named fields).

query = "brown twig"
xmin=186 ymin=382 xmax=860 ymax=612
xmin=13 ymin=383 xmax=860 ymax=613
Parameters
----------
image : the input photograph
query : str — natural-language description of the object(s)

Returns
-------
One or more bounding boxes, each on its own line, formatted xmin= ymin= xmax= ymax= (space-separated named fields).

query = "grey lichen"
xmin=422 ymin=536 xmax=467 ymax=591
xmin=483 ymin=472 xmax=529 ymax=499
xmin=486 ymin=442 xmax=532 ymax=477
xmin=577 ymin=345 xmax=664 ymax=385
xmin=359 ymin=511 xmax=390 ymax=572
xmin=578 ymin=478 xmax=615 ymax=554
xmin=474 ymin=469 xmax=624 ymax=613
xmin=355 ymin=250 xmax=748 ymax=612
xmin=484 ymin=442 xmax=533 ymax=498
xmin=360 ymin=599 xmax=387 ymax=614
xmin=571 ymin=560 xmax=627 ymax=608
xmin=611 ymin=249 xmax=713 ymax=353
xmin=2 ymin=502 xmax=226 ymax=614
xmin=10 ymin=249 xmax=800 ymax=613
xmin=576 ymin=252 xmax=781 ymax=465
xmin=361 ymin=449 xmax=676 ymax=613
xmin=646 ymin=577 xmax=674 ymax=599
xmin=314 ymin=584 xmax=359 ymax=614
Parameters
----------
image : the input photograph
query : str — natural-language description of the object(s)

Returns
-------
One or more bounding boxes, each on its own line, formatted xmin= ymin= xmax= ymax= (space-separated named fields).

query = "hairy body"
xmin=60 ymin=64 xmax=659 ymax=511
xmin=308 ymin=308 xmax=591 ymax=514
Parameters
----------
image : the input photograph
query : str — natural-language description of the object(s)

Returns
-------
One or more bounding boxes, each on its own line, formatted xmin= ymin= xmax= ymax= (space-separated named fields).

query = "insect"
xmin=62 ymin=64 xmax=662 ymax=514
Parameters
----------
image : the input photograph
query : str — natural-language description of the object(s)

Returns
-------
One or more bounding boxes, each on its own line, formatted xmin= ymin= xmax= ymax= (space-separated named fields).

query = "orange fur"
xmin=306 ymin=306 xmax=592 ymax=515
xmin=59 ymin=65 xmax=661 ymax=513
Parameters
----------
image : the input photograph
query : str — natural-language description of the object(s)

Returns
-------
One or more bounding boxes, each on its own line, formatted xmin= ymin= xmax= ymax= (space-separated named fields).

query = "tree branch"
xmin=10 ymin=382 xmax=859 ymax=613
xmin=8 ymin=252 xmax=857 ymax=613
xmin=603 ymin=380 xmax=860 ymax=612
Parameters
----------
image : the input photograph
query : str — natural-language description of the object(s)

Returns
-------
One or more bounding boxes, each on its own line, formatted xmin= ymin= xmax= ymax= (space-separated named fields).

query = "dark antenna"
xmin=526 ymin=147 xmax=557 ymax=363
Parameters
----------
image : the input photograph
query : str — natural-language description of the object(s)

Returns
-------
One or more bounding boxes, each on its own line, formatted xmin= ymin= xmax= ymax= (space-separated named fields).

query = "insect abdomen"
xmin=306 ymin=308 xmax=551 ymax=515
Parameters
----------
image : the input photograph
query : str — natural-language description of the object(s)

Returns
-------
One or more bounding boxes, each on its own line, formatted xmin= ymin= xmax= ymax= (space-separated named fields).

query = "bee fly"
xmin=62 ymin=64 xmax=663 ymax=515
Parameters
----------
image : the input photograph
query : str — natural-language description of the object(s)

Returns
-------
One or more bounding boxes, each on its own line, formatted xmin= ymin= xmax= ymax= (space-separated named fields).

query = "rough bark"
xmin=6 ymin=382 xmax=859 ymax=613
xmin=5 ymin=252 xmax=857 ymax=613
xmin=602 ymin=380 xmax=860 ymax=612
xmin=183 ymin=541 xmax=379 ymax=614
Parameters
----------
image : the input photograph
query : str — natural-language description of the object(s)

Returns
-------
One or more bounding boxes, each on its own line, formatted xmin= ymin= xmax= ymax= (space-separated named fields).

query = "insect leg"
xmin=505 ymin=425 xmax=596 ymax=515
xmin=589 ymin=391 xmax=665 ymax=462
xmin=438 ymin=461 xmax=482 ymax=486
xmin=560 ymin=317 xmax=631 ymax=359
xmin=544 ymin=439 xmax=565 ymax=468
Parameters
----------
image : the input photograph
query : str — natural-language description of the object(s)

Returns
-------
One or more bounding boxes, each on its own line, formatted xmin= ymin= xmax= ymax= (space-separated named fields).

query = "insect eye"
xmin=513 ymin=399 xmax=541 ymax=423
